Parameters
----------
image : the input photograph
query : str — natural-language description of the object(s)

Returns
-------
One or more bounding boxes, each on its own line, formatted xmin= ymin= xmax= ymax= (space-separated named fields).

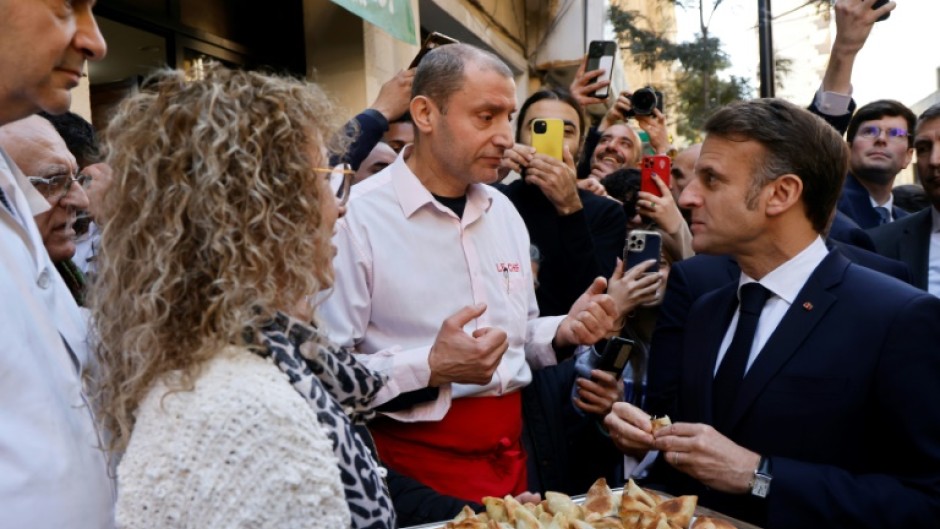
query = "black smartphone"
xmin=596 ymin=337 xmax=635 ymax=375
xmin=409 ymin=32 xmax=459 ymax=69
xmin=624 ymin=229 xmax=662 ymax=273
xmin=872 ymin=0 xmax=890 ymax=22
xmin=585 ymin=40 xmax=617 ymax=99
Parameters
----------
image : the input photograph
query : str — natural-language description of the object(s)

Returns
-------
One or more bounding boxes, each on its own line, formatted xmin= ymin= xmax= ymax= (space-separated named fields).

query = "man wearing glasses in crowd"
xmin=0 ymin=115 xmax=91 ymax=304
xmin=837 ymin=100 xmax=917 ymax=229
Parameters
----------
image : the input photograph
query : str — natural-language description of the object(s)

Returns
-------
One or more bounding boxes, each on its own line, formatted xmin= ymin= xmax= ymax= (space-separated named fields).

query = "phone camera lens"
xmin=533 ymin=120 xmax=548 ymax=134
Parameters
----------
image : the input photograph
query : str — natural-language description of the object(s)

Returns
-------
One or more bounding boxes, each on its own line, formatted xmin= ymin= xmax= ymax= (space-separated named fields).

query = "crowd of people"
xmin=2 ymin=0 xmax=940 ymax=528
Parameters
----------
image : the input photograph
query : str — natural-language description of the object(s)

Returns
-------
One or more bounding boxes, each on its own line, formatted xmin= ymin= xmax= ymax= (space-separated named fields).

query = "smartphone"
xmin=624 ymin=229 xmax=662 ymax=273
xmin=530 ymin=118 xmax=564 ymax=161
xmin=596 ymin=337 xmax=635 ymax=376
xmin=872 ymin=0 xmax=890 ymax=22
xmin=641 ymin=155 xmax=671 ymax=197
xmin=409 ymin=32 xmax=459 ymax=69
xmin=585 ymin=40 xmax=617 ymax=99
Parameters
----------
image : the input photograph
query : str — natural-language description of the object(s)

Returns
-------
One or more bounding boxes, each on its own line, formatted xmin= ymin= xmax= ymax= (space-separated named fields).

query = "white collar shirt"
xmin=319 ymin=150 xmax=563 ymax=422
xmin=0 ymin=148 xmax=114 ymax=528
xmin=928 ymin=207 xmax=940 ymax=298
xmin=869 ymin=193 xmax=896 ymax=221
xmin=714 ymin=237 xmax=830 ymax=374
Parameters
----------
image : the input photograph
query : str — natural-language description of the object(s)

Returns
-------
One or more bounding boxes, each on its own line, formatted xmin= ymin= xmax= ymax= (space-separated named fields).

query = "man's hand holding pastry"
xmin=653 ymin=422 xmax=761 ymax=494
xmin=604 ymin=402 xmax=656 ymax=458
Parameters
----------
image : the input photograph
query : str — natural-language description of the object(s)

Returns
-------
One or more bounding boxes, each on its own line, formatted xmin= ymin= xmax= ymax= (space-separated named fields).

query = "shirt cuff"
xmin=526 ymin=315 xmax=566 ymax=369
xmin=366 ymin=344 xmax=432 ymax=405
xmin=813 ymin=86 xmax=853 ymax=117
xmin=623 ymin=450 xmax=659 ymax=480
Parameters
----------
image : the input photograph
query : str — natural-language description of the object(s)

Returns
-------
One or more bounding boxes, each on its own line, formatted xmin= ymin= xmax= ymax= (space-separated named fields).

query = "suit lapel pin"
xmin=802 ymin=301 xmax=813 ymax=311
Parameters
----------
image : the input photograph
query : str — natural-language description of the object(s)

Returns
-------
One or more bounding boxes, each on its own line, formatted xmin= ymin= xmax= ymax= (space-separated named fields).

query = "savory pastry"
xmin=582 ymin=478 xmax=617 ymax=516
xmin=690 ymin=515 xmax=738 ymax=529
xmin=650 ymin=415 xmax=673 ymax=433
xmin=653 ymin=496 xmax=697 ymax=528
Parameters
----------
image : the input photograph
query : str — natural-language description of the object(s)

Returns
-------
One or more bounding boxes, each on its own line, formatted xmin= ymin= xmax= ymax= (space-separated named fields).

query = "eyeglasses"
xmin=313 ymin=164 xmax=354 ymax=206
xmin=28 ymin=173 xmax=91 ymax=203
xmin=857 ymin=125 xmax=909 ymax=142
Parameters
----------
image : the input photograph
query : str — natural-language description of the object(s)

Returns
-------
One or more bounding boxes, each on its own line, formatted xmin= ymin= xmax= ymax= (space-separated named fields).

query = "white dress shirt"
xmin=869 ymin=193 xmax=896 ymax=218
xmin=813 ymin=86 xmax=853 ymax=117
xmin=714 ymin=237 xmax=830 ymax=374
xmin=927 ymin=207 xmax=940 ymax=298
xmin=320 ymin=149 xmax=564 ymax=422
xmin=0 ymin=149 xmax=114 ymax=528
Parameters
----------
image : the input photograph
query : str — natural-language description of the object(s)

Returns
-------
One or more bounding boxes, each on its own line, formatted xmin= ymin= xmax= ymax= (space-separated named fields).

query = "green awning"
xmin=331 ymin=0 xmax=417 ymax=45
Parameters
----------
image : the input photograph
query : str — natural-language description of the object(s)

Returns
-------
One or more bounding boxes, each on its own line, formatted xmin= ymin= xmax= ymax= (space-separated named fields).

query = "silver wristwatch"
xmin=750 ymin=455 xmax=772 ymax=498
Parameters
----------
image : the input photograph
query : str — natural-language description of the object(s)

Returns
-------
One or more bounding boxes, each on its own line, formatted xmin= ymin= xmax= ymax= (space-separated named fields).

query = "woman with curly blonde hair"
xmin=92 ymin=64 xmax=394 ymax=528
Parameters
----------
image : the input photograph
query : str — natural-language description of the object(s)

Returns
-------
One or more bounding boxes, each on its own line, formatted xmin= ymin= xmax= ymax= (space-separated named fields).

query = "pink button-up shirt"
xmin=320 ymin=152 xmax=564 ymax=422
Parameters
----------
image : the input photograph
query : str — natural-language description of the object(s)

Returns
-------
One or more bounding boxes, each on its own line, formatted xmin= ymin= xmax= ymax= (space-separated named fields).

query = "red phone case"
xmin=641 ymin=155 xmax=671 ymax=197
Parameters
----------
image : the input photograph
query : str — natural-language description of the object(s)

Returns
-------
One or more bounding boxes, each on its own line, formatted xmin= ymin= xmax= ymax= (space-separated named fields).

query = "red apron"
xmin=370 ymin=391 xmax=527 ymax=503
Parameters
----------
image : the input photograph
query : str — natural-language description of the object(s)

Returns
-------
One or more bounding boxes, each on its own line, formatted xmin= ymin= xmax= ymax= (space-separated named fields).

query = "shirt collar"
xmin=869 ymin=192 xmax=895 ymax=212
xmin=739 ymin=236 xmax=829 ymax=306
xmin=0 ymin=148 xmax=51 ymax=216
xmin=390 ymin=145 xmax=493 ymax=220
xmin=931 ymin=206 xmax=940 ymax=233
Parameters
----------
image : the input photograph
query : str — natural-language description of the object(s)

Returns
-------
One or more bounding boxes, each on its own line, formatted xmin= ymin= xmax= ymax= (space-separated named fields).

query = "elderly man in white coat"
xmin=0 ymin=1 xmax=110 ymax=528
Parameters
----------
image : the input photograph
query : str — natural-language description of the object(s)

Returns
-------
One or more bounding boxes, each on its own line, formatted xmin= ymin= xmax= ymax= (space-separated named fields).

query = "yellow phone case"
xmin=530 ymin=118 xmax=564 ymax=161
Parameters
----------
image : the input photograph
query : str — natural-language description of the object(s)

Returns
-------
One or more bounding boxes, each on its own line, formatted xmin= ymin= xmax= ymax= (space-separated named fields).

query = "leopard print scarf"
xmin=252 ymin=313 xmax=395 ymax=529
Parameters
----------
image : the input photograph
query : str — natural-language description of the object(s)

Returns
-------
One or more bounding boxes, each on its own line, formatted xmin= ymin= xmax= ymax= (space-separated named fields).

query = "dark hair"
xmin=892 ymin=184 xmax=930 ymax=213
xmin=38 ymin=111 xmax=99 ymax=168
xmin=704 ymin=98 xmax=848 ymax=233
xmin=515 ymin=87 xmax=585 ymax=145
xmin=917 ymin=102 xmax=940 ymax=133
xmin=412 ymin=43 xmax=512 ymax=113
xmin=390 ymin=111 xmax=413 ymax=124
xmin=846 ymin=100 xmax=916 ymax=147
xmin=601 ymin=168 xmax=641 ymax=220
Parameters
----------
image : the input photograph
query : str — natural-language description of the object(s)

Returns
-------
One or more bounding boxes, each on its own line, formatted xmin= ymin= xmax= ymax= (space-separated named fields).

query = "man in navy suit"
xmin=868 ymin=103 xmax=940 ymax=296
xmin=604 ymin=98 xmax=940 ymax=528
xmin=837 ymin=99 xmax=916 ymax=228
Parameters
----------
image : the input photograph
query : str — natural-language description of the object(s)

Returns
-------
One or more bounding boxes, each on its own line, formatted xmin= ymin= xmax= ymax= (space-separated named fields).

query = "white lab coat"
xmin=0 ymin=148 xmax=114 ymax=528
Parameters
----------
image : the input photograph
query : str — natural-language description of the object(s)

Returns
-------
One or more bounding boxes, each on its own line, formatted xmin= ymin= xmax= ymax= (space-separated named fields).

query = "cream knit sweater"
xmin=116 ymin=347 xmax=350 ymax=529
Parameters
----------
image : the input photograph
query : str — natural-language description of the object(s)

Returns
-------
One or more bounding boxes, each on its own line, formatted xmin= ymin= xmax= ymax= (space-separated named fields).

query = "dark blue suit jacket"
xmin=868 ymin=207 xmax=933 ymax=291
xmin=647 ymin=250 xmax=937 ymax=528
xmin=838 ymin=173 xmax=910 ymax=229
xmin=648 ymin=243 xmax=913 ymax=419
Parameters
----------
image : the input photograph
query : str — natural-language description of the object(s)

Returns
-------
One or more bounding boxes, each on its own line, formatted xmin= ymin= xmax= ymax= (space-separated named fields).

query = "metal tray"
xmin=403 ymin=487 xmax=762 ymax=529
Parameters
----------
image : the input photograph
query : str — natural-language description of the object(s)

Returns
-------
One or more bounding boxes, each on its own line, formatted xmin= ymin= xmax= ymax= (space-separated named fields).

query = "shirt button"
xmin=37 ymin=269 xmax=51 ymax=289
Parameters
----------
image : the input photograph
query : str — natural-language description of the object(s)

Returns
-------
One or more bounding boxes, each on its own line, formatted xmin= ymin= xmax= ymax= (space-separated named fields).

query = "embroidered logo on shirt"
xmin=496 ymin=262 xmax=521 ymax=293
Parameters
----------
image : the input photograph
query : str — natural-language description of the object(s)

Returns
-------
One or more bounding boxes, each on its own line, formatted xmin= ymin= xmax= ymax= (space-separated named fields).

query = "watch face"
xmin=752 ymin=474 xmax=771 ymax=498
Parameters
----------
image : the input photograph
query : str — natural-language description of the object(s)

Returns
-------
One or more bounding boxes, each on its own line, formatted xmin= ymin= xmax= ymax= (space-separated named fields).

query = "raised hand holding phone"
xmin=585 ymin=41 xmax=617 ymax=99
xmin=637 ymin=168 xmax=685 ymax=236
xmin=530 ymin=118 xmax=564 ymax=161
xmin=641 ymin=155 xmax=671 ymax=197
xmin=624 ymin=230 xmax=662 ymax=273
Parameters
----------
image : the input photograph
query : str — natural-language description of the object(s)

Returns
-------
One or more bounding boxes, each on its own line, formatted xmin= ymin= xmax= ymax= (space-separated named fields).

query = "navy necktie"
xmin=713 ymin=283 xmax=771 ymax=432
xmin=874 ymin=206 xmax=890 ymax=225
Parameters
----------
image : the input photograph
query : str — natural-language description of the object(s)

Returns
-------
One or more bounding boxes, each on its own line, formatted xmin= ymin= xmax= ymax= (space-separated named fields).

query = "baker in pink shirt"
xmin=320 ymin=43 xmax=618 ymax=504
